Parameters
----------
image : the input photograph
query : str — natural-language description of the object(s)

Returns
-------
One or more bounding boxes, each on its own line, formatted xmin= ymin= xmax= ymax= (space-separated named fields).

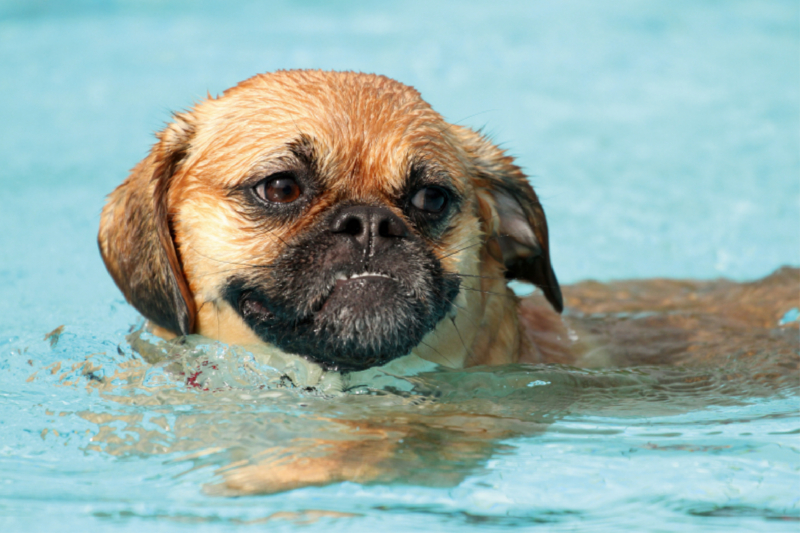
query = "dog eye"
xmin=255 ymin=174 xmax=302 ymax=204
xmin=410 ymin=186 xmax=449 ymax=213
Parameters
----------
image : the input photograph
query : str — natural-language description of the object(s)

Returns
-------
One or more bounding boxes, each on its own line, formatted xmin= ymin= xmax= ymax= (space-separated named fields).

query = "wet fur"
xmin=96 ymin=70 xmax=799 ymax=495
xmin=99 ymin=70 xmax=562 ymax=370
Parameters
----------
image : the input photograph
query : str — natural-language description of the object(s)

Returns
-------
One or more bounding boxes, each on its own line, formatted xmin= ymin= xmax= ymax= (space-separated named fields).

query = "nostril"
xmin=331 ymin=211 xmax=367 ymax=236
xmin=378 ymin=219 xmax=390 ymax=238
xmin=331 ymin=206 xmax=408 ymax=244
xmin=378 ymin=214 xmax=408 ymax=238
xmin=343 ymin=217 xmax=363 ymax=236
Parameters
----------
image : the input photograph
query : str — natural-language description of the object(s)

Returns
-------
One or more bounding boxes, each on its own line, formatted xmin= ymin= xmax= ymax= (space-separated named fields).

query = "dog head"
xmin=99 ymin=70 xmax=561 ymax=371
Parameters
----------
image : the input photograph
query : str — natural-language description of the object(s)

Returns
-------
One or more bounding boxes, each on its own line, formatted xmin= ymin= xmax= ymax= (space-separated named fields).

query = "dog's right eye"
xmin=254 ymin=173 xmax=302 ymax=204
xmin=410 ymin=186 xmax=449 ymax=214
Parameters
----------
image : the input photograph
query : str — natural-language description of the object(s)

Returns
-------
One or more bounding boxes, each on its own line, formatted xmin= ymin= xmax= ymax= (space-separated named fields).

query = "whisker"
xmin=436 ymin=228 xmax=488 ymax=261
xmin=449 ymin=316 xmax=477 ymax=366
xmin=418 ymin=339 xmax=456 ymax=368
xmin=185 ymin=244 xmax=268 ymax=269
xmin=438 ymin=240 xmax=485 ymax=260
xmin=457 ymin=273 xmax=509 ymax=282
xmin=439 ymin=293 xmax=484 ymax=332
xmin=192 ymin=266 xmax=254 ymax=280
xmin=267 ymin=230 xmax=290 ymax=248
xmin=460 ymin=286 xmax=516 ymax=299
xmin=437 ymin=211 xmax=508 ymax=255
xmin=438 ymin=231 xmax=491 ymax=257
xmin=452 ymin=110 xmax=496 ymax=126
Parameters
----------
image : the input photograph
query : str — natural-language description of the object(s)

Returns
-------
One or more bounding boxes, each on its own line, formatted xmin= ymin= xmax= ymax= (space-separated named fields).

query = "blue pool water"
xmin=1 ymin=1 xmax=799 ymax=531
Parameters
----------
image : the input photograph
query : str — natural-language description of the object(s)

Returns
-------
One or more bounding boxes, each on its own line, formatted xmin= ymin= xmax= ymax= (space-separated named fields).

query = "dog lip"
xmin=332 ymin=275 xmax=392 ymax=292
xmin=327 ymin=271 xmax=399 ymax=300
xmin=333 ymin=270 xmax=396 ymax=282
xmin=313 ymin=270 xmax=400 ymax=315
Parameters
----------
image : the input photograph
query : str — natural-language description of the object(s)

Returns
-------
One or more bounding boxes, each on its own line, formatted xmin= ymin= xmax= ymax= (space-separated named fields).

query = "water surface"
xmin=1 ymin=1 xmax=799 ymax=531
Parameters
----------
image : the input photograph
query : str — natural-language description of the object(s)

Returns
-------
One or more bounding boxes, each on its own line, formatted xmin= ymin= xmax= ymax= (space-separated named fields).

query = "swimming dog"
xmin=98 ymin=69 xmax=563 ymax=372
xmin=97 ymin=71 xmax=799 ymax=494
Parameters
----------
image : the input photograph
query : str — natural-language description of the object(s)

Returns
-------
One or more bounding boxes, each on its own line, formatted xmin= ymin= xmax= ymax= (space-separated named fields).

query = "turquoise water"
xmin=2 ymin=1 xmax=799 ymax=531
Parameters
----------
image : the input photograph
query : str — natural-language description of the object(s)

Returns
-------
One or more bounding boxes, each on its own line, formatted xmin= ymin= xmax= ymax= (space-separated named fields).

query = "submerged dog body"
xmin=99 ymin=70 xmax=562 ymax=371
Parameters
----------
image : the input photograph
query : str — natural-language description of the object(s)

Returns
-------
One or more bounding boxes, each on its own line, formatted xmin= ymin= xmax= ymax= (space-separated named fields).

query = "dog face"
xmin=99 ymin=70 xmax=561 ymax=371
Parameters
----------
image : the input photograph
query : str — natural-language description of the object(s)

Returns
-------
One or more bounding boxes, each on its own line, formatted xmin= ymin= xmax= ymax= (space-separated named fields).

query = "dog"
xmin=96 ymin=70 xmax=799 ymax=494
xmin=98 ymin=69 xmax=564 ymax=372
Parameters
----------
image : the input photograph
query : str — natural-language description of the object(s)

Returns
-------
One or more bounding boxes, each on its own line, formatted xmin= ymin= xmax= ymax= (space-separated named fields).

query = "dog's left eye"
xmin=255 ymin=173 xmax=302 ymax=204
xmin=410 ymin=186 xmax=449 ymax=214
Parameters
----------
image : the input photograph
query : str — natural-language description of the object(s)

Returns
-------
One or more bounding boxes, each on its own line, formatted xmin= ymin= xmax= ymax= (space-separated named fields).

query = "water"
xmin=1 ymin=1 xmax=799 ymax=531
xmin=3 ymin=327 xmax=798 ymax=531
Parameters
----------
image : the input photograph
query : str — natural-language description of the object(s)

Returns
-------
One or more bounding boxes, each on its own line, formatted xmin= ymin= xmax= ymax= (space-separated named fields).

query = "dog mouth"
xmin=230 ymin=263 xmax=459 ymax=372
xmin=324 ymin=270 xmax=408 ymax=309
xmin=240 ymin=268 xmax=408 ymax=321
xmin=332 ymin=270 xmax=396 ymax=290
xmin=334 ymin=271 xmax=394 ymax=281
xmin=226 ymin=206 xmax=460 ymax=372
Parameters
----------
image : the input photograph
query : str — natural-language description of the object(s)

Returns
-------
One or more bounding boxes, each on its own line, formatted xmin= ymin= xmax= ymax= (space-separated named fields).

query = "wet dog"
xmin=98 ymin=70 xmax=563 ymax=372
xmin=97 ymin=70 xmax=799 ymax=495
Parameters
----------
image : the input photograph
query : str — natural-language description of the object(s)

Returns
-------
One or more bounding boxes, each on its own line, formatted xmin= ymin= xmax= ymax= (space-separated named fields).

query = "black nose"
xmin=330 ymin=205 xmax=408 ymax=254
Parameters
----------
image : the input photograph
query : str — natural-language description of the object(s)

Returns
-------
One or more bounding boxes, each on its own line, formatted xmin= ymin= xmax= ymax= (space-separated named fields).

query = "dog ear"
xmin=454 ymin=126 xmax=563 ymax=313
xmin=98 ymin=112 xmax=197 ymax=335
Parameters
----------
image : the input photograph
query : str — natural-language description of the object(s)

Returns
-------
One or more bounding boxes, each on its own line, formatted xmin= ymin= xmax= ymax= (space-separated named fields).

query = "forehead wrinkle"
xmin=179 ymin=71 xmax=463 ymax=199
xmin=327 ymin=113 xmax=454 ymax=200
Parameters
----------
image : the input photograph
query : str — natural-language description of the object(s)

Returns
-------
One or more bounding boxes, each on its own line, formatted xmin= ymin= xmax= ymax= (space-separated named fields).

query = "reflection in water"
xmin=38 ymin=268 xmax=799 ymax=496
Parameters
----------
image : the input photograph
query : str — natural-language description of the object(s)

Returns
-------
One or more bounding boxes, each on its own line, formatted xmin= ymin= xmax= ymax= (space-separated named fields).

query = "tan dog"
xmin=96 ymin=70 xmax=799 ymax=495
xmin=98 ymin=70 xmax=563 ymax=372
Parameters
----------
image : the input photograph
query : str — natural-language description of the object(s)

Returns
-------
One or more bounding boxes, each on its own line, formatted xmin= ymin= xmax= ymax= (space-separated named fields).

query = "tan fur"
xmin=98 ymin=70 xmax=562 ymax=369
xmin=96 ymin=70 xmax=799 ymax=495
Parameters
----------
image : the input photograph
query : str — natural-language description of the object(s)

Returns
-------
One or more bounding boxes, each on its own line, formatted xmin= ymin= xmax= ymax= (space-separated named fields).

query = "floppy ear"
xmin=454 ymin=126 xmax=563 ymax=313
xmin=98 ymin=113 xmax=197 ymax=335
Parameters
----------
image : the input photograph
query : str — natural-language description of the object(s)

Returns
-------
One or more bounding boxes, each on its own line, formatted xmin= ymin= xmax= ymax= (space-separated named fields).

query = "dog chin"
xmin=227 ymin=271 xmax=459 ymax=371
